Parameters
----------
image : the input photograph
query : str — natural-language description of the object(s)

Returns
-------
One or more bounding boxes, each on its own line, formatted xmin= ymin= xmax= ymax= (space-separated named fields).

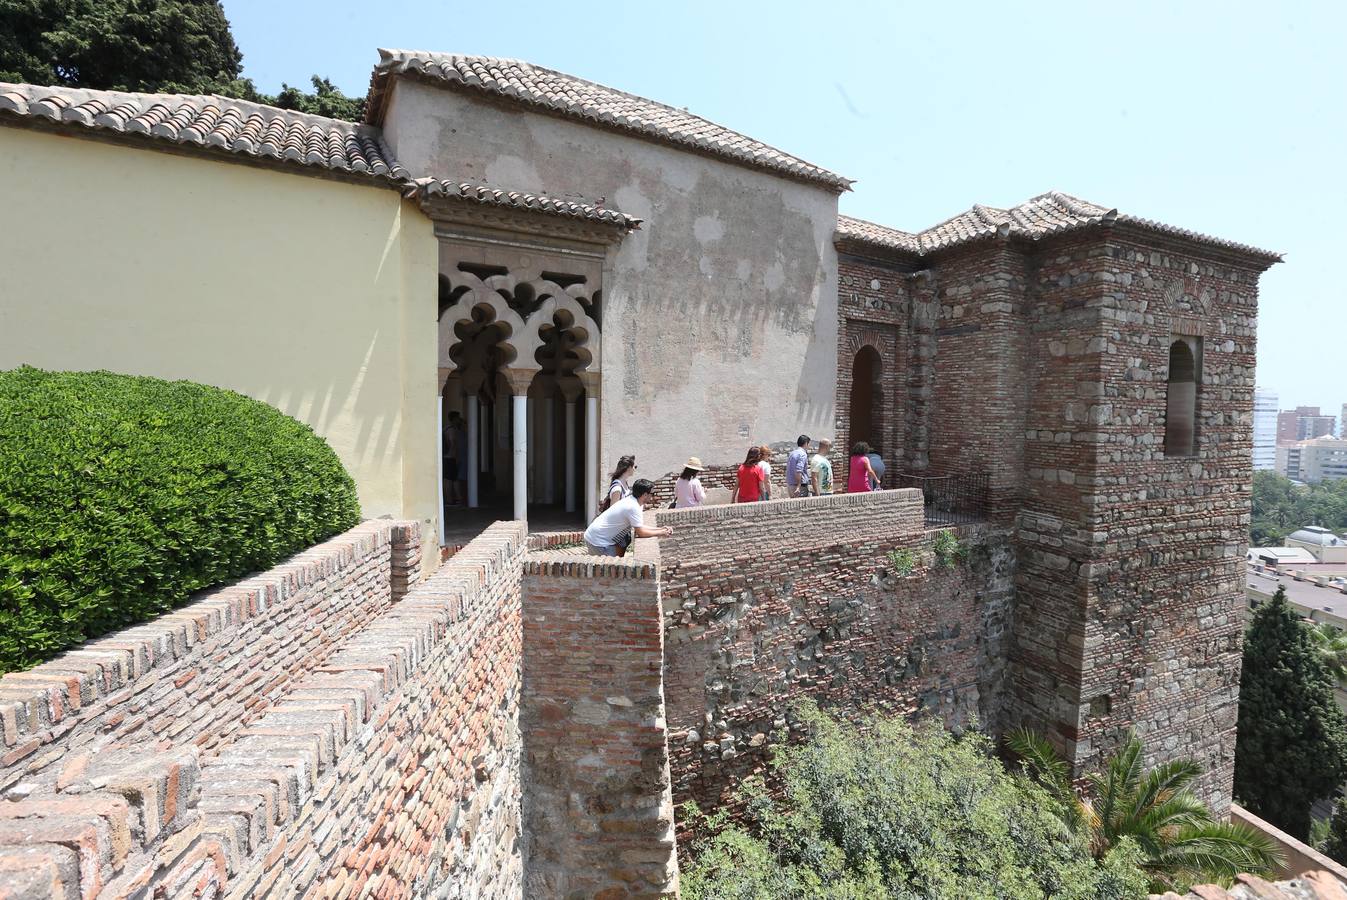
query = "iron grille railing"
xmin=893 ymin=472 xmax=990 ymax=526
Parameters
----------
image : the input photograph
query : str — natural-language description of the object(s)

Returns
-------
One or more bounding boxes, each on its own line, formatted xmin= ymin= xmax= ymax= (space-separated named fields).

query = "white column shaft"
xmin=513 ymin=395 xmax=528 ymax=522
xmin=435 ymin=401 xmax=446 ymax=547
xmin=584 ymin=395 xmax=598 ymax=522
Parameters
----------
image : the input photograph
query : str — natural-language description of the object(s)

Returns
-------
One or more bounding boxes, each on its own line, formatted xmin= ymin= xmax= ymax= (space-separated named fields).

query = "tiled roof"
xmin=838 ymin=191 xmax=1282 ymax=262
xmin=0 ymin=82 xmax=408 ymax=183
xmin=368 ymin=49 xmax=852 ymax=192
xmin=0 ymin=82 xmax=641 ymax=229
xmin=407 ymin=177 xmax=641 ymax=230
xmin=835 ymin=215 xmax=920 ymax=254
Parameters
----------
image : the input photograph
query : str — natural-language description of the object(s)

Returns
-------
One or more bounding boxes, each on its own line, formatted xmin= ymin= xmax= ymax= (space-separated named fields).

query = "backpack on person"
xmin=598 ymin=479 xmax=628 ymax=514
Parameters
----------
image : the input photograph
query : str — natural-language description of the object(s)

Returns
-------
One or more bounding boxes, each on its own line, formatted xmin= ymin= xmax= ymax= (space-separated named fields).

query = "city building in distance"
xmin=1253 ymin=386 xmax=1278 ymax=470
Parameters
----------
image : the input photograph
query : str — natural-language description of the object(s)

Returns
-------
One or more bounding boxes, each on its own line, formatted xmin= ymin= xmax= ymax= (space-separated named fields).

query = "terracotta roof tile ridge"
xmin=0 ymin=82 xmax=368 ymax=133
xmin=370 ymin=48 xmax=853 ymax=191
xmin=0 ymin=80 xmax=411 ymax=183
xmin=407 ymin=175 xmax=642 ymax=230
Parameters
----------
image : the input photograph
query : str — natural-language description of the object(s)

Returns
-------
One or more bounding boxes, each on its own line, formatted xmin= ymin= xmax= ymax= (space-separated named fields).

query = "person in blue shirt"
xmin=786 ymin=434 xmax=811 ymax=498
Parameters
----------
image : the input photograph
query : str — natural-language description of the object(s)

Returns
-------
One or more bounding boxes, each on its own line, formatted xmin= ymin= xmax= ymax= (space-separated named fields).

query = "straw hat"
xmin=684 ymin=456 xmax=704 ymax=471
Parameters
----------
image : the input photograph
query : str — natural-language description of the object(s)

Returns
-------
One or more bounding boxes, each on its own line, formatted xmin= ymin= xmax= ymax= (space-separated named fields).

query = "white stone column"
xmin=504 ymin=369 xmax=535 ymax=523
xmin=581 ymin=371 xmax=600 ymax=522
xmin=466 ymin=395 xmax=480 ymax=508
xmin=435 ymin=368 xmax=453 ymax=548
xmin=526 ymin=393 xmax=536 ymax=504
xmin=561 ymin=378 xmax=582 ymax=514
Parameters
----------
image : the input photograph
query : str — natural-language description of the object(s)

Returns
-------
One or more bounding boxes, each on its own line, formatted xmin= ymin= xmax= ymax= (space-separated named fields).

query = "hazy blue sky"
xmin=223 ymin=0 xmax=1345 ymax=422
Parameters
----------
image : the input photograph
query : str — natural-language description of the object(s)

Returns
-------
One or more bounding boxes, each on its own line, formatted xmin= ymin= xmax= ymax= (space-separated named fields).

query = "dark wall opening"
xmin=1165 ymin=338 xmax=1198 ymax=458
xmin=849 ymin=345 xmax=883 ymax=451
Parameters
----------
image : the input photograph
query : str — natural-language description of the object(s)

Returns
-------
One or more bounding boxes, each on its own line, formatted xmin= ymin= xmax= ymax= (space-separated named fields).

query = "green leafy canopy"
xmin=0 ymin=367 xmax=361 ymax=672
xmin=680 ymin=702 xmax=1149 ymax=900
xmin=0 ymin=0 xmax=365 ymax=120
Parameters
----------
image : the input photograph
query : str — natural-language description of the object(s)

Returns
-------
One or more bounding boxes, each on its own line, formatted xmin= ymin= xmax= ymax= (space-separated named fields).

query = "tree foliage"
xmin=1009 ymin=729 xmax=1282 ymax=892
xmin=1313 ymin=798 xmax=1347 ymax=866
xmin=0 ymin=0 xmax=365 ymax=120
xmin=1309 ymin=622 xmax=1347 ymax=689
xmin=1235 ymin=585 xmax=1347 ymax=838
xmin=0 ymin=367 xmax=361 ymax=673
xmin=1250 ymin=470 xmax=1347 ymax=547
xmin=680 ymin=703 xmax=1148 ymax=900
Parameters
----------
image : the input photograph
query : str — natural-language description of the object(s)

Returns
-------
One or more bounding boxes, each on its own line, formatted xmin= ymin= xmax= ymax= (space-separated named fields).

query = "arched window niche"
xmin=1164 ymin=337 xmax=1201 ymax=458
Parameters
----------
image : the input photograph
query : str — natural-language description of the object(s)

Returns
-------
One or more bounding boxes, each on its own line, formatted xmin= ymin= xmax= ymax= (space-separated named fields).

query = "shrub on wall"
xmin=680 ymin=702 xmax=1149 ymax=899
xmin=0 ymin=367 xmax=362 ymax=673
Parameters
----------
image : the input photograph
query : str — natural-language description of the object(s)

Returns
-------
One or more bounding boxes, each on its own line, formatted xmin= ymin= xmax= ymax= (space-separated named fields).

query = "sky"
xmin=222 ymin=0 xmax=1346 ymax=424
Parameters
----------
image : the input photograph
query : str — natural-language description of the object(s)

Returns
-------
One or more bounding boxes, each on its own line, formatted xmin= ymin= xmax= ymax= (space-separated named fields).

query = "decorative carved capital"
xmin=501 ymin=367 xmax=537 ymax=396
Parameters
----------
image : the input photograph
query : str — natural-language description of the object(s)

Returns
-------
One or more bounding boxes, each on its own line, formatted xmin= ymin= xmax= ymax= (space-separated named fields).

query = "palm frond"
xmin=1094 ymin=734 xmax=1144 ymax=834
xmin=1128 ymin=758 xmax=1203 ymax=825
xmin=1006 ymin=727 xmax=1071 ymax=796
xmin=1148 ymin=821 xmax=1284 ymax=889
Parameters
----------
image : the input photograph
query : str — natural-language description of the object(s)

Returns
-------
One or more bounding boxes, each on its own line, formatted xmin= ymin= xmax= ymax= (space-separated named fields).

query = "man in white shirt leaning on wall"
xmin=583 ymin=478 xmax=673 ymax=556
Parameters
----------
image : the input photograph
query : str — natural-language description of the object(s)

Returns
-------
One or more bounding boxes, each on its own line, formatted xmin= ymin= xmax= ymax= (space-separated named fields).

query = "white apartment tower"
xmin=1253 ymin=386 xmax=1278 ymax=471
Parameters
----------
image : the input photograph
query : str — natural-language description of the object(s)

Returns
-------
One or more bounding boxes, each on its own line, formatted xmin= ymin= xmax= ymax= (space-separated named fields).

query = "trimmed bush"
xmin=0 ymin=367 xmax=361 ymax=673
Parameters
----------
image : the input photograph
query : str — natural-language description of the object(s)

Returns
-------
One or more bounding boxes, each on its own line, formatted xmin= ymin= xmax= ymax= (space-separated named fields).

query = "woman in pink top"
xmin=848 ymin=442 xmax=879 ymax=493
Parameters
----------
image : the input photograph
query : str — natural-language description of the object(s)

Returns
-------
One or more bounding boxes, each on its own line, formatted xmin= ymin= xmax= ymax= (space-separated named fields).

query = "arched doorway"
xmin=849 ymin=345 xmax=883 ymax=453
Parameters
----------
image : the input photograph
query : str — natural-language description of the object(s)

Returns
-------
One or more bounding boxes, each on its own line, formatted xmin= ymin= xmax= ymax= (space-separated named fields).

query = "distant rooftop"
xmin=1288 ymin=527 xmax=1345 ymax=547
xmin=837 ymin=191 xmax=1282 ymax=263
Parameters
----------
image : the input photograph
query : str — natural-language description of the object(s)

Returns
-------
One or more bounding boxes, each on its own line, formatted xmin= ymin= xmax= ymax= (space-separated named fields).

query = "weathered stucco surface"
xmin=384 ymin=79 xmax=842 ymax=480
xmin=0 ymin=127 xmax=441 ymax=560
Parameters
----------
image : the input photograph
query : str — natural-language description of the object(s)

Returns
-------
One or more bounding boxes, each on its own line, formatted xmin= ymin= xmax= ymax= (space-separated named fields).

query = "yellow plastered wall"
xmin=0 ymin=126 xmax=441 ymax=566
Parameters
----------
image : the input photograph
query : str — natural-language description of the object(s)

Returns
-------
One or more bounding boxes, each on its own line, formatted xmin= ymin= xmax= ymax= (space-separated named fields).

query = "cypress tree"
xmin=1235 ymin=585 xmax=1347 ymax=839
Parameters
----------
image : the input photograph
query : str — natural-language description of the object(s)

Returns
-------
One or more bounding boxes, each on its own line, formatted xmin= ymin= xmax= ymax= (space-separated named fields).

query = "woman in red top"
xmin=732 ymin=446 xmax=767 ymax=502
xmin=847 ymin=441 xmax=879 ymax=493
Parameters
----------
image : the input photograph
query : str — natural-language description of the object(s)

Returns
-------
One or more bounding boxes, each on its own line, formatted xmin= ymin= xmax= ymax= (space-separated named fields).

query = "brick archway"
xmin=836 ymin=320 xmax=902 ymax=485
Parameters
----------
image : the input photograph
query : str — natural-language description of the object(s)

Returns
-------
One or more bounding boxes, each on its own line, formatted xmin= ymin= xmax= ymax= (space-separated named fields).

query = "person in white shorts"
xmin=583 ymin=478 xmax=673 ymax=556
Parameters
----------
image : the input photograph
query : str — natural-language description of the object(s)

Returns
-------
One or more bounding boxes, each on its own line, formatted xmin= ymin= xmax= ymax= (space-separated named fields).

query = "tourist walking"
xmin=785 ymin=434 xmax=810 ymax=498
xmin=443 ymin=410 xmax=466 ymax=506
xmin=810 ymin=439 xmax=834 ymax=496
xmin=848 ymin=442 xmax=879 ymax=493
xmin=602 ymin=455 xmax=637 ymax=511
xmin=756 ymin=444 xmax=774 ymax=500
xmin=732 ymin=447 xmax=768 ymax=503
xmin=583 ymin=478 xmax=673 ymax=556
xmin=867 ymin=443 xmax=886 ymax=491
xmin=673 ymin=457 xmax=706 ymax=508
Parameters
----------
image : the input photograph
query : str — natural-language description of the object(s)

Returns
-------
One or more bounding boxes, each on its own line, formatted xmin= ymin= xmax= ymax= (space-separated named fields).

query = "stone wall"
xmin=654 ymin=491 xmax=1016 ymax=813
xmin=520 ymin=547 xmax=679 ymax=899
xmin=834 ymin=224 xmax=1270 ymax=812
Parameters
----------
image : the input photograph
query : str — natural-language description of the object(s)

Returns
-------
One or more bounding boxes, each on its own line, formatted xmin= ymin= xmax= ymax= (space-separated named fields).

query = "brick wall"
xmin=832 ymin=226 xmax=1274 ymax=813
xmin=216 ymin=521 xmax=527 ymax=897
xmin=0 ymin=518 xmax=427 ymax=897
xmin=655 ymin=491 xmax=1016 ymax=814
xmin=520 ymin=547 xmax=679 ymax=899
xmin=836 ymin=251 xmax=913 ymax=480
xmin=998 ymin=232 xmax=1260 ymax=809
xmin=0 ymin=519 xmax=421 ymax=784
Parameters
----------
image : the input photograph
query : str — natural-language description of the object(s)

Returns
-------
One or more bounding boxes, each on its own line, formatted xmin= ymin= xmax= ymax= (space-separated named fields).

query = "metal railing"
xmin=893 ymin=472 xmax=990 ymax=526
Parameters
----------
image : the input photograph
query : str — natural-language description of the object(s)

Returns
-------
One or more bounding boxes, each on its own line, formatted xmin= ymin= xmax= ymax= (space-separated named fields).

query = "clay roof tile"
xmin=368 ymin=49 xmax=852 ymax=192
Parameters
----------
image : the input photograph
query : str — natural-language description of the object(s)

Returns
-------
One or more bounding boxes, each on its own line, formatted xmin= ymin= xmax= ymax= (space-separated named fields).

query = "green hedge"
xmin=0 ymin=367 xmax=362 ymax=673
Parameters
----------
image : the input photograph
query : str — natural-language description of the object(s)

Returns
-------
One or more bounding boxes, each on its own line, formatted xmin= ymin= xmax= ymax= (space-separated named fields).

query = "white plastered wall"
xmin=0 ymin=126 xmax=441 ymax=564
